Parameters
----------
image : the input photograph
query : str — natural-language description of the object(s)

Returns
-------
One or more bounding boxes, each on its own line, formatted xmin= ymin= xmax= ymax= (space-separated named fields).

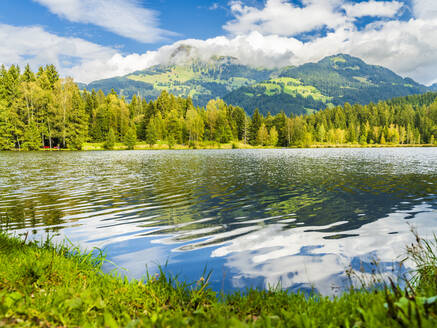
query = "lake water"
xmin=1 ymin=148 xmax=436 ymax=295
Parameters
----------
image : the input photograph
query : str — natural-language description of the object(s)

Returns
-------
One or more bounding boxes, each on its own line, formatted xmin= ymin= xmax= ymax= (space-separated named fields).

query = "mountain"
xmin=430 ymin=83 xmax=437 ymax=91
xmin=223 ymin=76 xmax=331 ymax=115
xmin=84 ymin=53 xmax=429 ymax=116
xmin=224 ymin=54 xmax=428 ymax=115
xmin=86 ymin=55 xmax=273 ymax=106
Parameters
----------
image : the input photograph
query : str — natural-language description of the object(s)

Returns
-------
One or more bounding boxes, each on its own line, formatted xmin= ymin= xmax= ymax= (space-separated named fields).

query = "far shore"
xmin=3 ymin=141 xmax=437 ymax=152
xmin=1 ymin=143 xmax=437 ymax=152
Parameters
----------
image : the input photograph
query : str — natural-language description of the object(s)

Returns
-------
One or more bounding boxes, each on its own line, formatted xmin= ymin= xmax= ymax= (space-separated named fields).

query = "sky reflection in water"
xmin=0 ymin=148 xmax=436 ymax=295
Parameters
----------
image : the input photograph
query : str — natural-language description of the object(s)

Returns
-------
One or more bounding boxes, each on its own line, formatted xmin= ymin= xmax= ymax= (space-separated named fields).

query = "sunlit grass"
xmin=82 ymin=141 xmax=268 ymax=151
xmin=1 ymin=229 xmax=436 ymax=327
xmin=80 ymin=141 xmax=437 ymax=151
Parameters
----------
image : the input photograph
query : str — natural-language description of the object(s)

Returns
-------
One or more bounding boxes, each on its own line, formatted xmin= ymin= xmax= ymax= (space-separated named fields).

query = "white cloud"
xmin=215 ymin=0 xmax=437 ymax=85
xmin=0 ymin=24 xmax=114 ymax=78
xmin=209 ymin=3 xmax=219 ymax=10
xmin=0 ymin=24 xmax=162 ymax=83
xmin=412 ymin=0 xmax=437 ymax=19
xmin=343 ymin=0 xmax=403 ymax=18
xmin=3 ymin=1 xmax=437 ymax=85
xmin=33 ymin=0 xmax=173 ymax=43
xmin=144 ymin=18 xmax=437 ymax=85
xmin=224 ymin=0 xmax=346 ymax=36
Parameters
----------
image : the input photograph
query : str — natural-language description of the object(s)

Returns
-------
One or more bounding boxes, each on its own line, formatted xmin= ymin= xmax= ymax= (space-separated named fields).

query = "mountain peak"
xmin=318 ymin=54 xmax=367 ymax=68
xmin=169 ymin=44 xmax=196 ymax=64
xmin=168 ymin=45 xmax=241 ymax=67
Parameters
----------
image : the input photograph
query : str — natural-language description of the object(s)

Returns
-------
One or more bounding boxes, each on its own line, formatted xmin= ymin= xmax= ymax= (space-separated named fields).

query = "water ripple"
xmin=1 ymin=148 xmax=436 ymax=294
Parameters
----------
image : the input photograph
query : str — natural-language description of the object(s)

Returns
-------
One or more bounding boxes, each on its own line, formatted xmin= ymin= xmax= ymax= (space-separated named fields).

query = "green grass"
xmin=252 ymin=77 xmax=332 ymax=103
xmin=127 ymin=66 xmax=198 ymax=85
xmin=353 ymin=76 xmax=374 ymax=85
xmin=4 ymin=142 xmax=437 ymax=153
xmin=0 ymin=230 xmax=436 ymax=327
xmin=82 ymin=141 xmax=267 ymax=151
xmin=126 ymin=64 xmax=255 ymax=99
xmin=330 ymin=56 xmax=347 ymax=64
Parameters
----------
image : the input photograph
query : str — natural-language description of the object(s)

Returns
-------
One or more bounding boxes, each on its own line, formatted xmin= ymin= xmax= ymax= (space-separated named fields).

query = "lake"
xmin=1 ymin=148 xmax=436 ymax=295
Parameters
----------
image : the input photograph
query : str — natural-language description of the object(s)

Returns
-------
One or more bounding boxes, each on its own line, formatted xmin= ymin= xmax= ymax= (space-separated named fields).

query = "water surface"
xmin=1 ymin=148 xmax=436 ymax=295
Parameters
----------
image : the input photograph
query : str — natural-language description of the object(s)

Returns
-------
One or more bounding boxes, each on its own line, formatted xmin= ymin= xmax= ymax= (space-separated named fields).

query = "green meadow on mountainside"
xmin=86 ymin=54 xmax=273 ymax=111
xmin=85 ymin=53 xmax=428 ymax=116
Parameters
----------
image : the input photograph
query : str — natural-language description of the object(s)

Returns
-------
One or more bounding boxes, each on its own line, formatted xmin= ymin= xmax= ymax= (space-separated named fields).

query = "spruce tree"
xmin=145 ymin=119 xmax=157 ymax=147
xmin=250 ymin=108 xmax=262 ymax=145
xmin=124 ymin=126 xmax=137 ymax=150
xmin=0 ymin=101 xmax=15 ymax=150
xmin=67 ymin=91 xmax=88 ymax=150
xmin=22 ymin=64 xmax=35 ymax=82
xmin=104 ymin=128 xmax=116 ymax=150
xmin=256 ymin=123 xmax=269 ymax=146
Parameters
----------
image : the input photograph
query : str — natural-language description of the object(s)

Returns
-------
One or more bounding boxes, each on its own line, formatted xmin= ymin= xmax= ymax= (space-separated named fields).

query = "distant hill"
xmin=86 ymin=56 xmax=273 ymax=106
xmin=83 ymin=53 xmax=429 ymax=116
xmin=224 ymin=55 xmax=428 ymax=115
xmin=430 ymin=83 xmax=437 ymax=92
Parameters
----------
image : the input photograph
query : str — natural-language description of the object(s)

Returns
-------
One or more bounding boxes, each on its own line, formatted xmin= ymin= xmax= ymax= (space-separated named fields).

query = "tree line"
xmin=0 ymin=64 xmax=436 ymax=150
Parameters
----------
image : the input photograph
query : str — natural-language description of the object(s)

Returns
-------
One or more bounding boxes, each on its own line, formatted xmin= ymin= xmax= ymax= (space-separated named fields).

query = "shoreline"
xmin=2 ymin=142 xmax=437 ymax=152
xmin=0 ymin=231 xmax=436 ymax=327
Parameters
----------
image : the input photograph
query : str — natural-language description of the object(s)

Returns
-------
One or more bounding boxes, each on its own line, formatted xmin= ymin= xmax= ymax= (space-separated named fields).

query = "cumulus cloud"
xmin=343 ymin=0 xmax=403 ymax=18
xmin=0 ymin=24 xmax=161 ymax=83
xmin=224 ymin=0 xmax=346 ymax=36
xmin=33 ymin=0 xmax=173 ymax=43
xmin=3 ymin=1 xmax=437 ymax=85
xmin=412 ymin=0 xmax=437 ymax=19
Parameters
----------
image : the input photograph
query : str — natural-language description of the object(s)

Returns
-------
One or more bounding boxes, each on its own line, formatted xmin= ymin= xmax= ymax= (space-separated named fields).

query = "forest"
xmin=0 ymin=64 xmax=436 ymax=151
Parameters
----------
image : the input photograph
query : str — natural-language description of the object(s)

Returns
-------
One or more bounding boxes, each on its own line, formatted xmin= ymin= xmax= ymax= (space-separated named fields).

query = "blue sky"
xmin=0 ymin=0 xmax=232 ymax=54
xmin=1 ymin=1 xmax=436 ymax=85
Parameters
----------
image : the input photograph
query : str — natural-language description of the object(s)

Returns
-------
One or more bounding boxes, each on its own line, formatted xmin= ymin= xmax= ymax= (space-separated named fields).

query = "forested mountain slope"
xmin=85 ymin=54 xmax=429 ymax=116
xmin=224 ymin=54 xmax=428 ymax=115
xmin=86 ymin=56 xmax=273 ymax=107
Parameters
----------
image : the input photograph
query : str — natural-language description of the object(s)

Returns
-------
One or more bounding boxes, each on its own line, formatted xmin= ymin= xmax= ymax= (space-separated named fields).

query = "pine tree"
xmin=145 ymin=119 xmax=157 ymax=147
xmin=256 ymin=123 xmax=269 ymax=146
xmin=223 ymin=122 xmax=233 ymax=143
xmin=268 ymin=126 xmax=279 ymax=146
xmin=167 ymin=114 xmax=182 ymax=145
xmin=67 ymin=91 xmax=88 ymax=150
xmin=104 ymin=128 xmax=116 ymax=150
xmin=22 ymin=64 xmax=35 ymax=82
xmin=270 ymin=111 xmax=286 ymax=146
xmin=316 ymin=123 xmax=326 ymax=142
xmin=124 ymin=126 xmax=137 ymax=150
xmin=168 ymin=135 xmax=175 ymax=149
xmin=250 ymin=108 xmax=262 ymax=145
xmin=0 ymin=100 xmax=15 ymax=150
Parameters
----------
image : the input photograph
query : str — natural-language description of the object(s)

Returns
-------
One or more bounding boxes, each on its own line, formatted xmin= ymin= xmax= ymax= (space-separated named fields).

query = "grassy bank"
xmin=0 ymin=232 xmax=436 ymax=327
xmin=3 ymin=142 xmax=437 ymax=152
xmin=82 ymin=141 xmax=258 ymax=151
xmin=81 ymin=141 xmax=437 ymax=151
